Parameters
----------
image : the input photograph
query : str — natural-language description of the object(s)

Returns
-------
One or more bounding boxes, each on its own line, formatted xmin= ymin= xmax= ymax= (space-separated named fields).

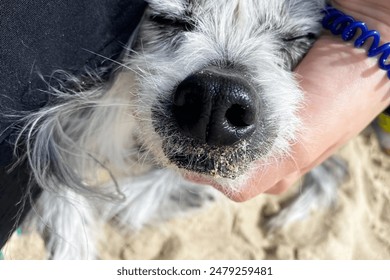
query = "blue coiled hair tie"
xmin=322 ymin=5 xmax=390 ymax=79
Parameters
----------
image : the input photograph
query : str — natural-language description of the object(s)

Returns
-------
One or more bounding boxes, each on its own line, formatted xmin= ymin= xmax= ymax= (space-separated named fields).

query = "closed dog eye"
xmin=149 ymin=14 xmax=194 ymax=32
xmin=282 ymin=32 xmax=317 ymax=42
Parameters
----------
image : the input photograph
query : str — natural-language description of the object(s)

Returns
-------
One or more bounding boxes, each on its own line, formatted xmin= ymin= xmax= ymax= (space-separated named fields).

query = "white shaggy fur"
xmin=13 ymin=0 xmax=336 ymax=259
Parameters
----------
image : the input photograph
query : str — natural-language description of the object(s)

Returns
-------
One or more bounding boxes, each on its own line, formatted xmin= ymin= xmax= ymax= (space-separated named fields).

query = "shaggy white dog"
xmin=16 ymin=0 xmax=346 ymax=259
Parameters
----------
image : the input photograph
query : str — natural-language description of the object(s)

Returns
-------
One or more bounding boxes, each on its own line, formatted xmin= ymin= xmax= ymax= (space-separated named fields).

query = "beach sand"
xmin=3 ymin=129 xmax=390 ymax=260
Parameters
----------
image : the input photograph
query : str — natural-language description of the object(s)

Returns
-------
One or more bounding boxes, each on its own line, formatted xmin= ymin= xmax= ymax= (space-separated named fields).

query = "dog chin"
xmin=182 ymin=168 xmax=250 ymax=195
xmin=184 ymin=171 xmax=220 ymax=186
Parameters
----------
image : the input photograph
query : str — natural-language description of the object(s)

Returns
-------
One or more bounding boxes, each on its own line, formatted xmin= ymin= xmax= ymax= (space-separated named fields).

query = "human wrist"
xmin=322 ymin=2 xmax=390 ymax=80
xmin=332 ymin=0 xmax=390 ymax=42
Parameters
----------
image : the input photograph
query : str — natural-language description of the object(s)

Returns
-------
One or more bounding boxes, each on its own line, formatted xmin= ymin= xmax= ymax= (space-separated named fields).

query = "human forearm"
xmin=229 ymin=7 xmax=390 ymax=201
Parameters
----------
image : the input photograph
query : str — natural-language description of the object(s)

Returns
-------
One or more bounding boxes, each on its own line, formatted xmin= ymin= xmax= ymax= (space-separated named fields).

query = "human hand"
xmin=225 ymin=0 xmax=390 ymax=201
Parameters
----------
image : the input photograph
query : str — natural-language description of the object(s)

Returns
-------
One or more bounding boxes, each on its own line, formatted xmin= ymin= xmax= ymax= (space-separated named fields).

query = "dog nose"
xmin=172 ymin=68 xmax=259 ymax=146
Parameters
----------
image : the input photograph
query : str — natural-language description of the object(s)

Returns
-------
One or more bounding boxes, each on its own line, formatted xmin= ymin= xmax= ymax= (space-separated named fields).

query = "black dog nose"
xmin=172 ymin=68 xmax=259 ymax=146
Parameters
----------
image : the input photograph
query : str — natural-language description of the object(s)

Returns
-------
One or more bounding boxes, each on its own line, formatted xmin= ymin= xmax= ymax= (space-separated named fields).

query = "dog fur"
xmin=11 ymin=0 xmax=347 ymax=259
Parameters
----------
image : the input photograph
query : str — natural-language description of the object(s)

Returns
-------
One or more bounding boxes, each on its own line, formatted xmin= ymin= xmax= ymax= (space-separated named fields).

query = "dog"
xmin=14 ymin=0 xmax=348 ymax=259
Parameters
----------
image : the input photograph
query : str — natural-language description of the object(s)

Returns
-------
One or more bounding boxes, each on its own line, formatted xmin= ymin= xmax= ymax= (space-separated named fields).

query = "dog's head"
xmin=126 ymin=0 xmax=325 ymax=190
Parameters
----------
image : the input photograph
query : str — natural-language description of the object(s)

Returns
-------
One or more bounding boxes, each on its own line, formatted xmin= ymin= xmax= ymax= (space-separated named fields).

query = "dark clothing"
xmin=0 ymin=0 xmax=146 ymax=248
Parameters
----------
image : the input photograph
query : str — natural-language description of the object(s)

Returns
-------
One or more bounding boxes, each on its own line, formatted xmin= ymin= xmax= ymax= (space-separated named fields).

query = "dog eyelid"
xmin=149 ymin=14 xmax=194 ymax=32
xmin=282 ymin=32 xmax=317 ymax=42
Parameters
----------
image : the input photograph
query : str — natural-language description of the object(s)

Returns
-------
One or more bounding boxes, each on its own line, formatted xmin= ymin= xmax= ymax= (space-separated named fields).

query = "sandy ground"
xmin=2 ymin=128 xmax=390 ymax=260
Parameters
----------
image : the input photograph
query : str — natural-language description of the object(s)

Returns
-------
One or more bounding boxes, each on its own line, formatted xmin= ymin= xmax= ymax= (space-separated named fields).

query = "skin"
xmin=226 ymin=0 xmax=390 ymax=201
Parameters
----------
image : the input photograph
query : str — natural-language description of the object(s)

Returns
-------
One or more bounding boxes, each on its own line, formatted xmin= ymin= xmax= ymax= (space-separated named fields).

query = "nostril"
xmin=174 ymin=88 xmax=196 ymax=114
xmin=225 ymin=104 xmax=255 ymax=127
xmin=172 ymin=79 xmax=211 ymax=142
xmin=173 ymin=100 xmax=202 ymax=127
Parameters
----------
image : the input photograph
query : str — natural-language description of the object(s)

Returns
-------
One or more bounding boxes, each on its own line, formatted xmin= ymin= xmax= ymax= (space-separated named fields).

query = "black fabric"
xmin=0 ymin=164 xmax=41 ymax=247
xmin=0 ymin=0 xmax=146 ymax=249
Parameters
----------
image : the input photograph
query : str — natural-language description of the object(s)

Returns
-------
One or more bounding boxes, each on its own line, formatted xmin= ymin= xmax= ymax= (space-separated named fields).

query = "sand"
xmin=2 ymin=128 xmax=390 ymax=260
